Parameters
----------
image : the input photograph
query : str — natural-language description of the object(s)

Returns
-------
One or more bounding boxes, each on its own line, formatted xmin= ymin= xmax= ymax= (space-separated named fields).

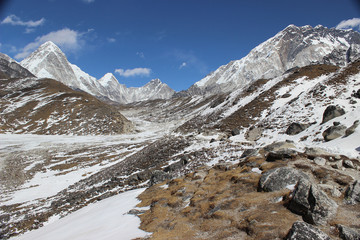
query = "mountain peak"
xmin=149 ymin=78 xmax=162 ymax=84
xmin=38 ymin=41 xmax=63 ymax=54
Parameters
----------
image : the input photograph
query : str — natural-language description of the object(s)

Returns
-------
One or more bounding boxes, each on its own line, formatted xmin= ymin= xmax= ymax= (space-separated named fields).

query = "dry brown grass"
xmin=137 ymin=161 xmax=302 ymax=239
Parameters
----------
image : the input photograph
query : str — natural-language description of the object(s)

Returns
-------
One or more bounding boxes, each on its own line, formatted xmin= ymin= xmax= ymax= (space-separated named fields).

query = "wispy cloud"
xmin=82 ymin=0 xmax=95 ymax=3
xmin=336 ymin=18 xmax=360 ymax=30
xmin=1 ymin=14 xmax=45 ymax=27
xmin=179 ymin=62 xmax=187 ymax=69
xmin=107 ymin=37 xmax=116 ymax=43
xmin=115 ymin=68 xmax=151 ymax=77
xmin=136 ymin=52 xmax=145 ymax=59
xmin=15 ymin=28 xmax=85 ymax=59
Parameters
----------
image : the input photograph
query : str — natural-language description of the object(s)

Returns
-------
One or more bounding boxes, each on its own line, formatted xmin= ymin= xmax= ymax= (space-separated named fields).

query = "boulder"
xmin=259 ymin=167 xmax=309 ymax=192
xmin=245 ymin=127 xmax=263 ymax=141
xmin=263 ymin=141 xmax=296 ymax=152
xmin=322 ymin=123 xmax=347 ymax=141
xmin=286 ymin=122 xmax=309 ymax=135
xmin=304 ymin=147 xmax=332 ymax=157
xmin=343 ymin=160 xmax=355 ymax=169
xmin=240 ymin=148 xmax=259 ymax=159
xmin=285 ymin=221 xmax=331 ymax=240
xmin=288 ymin=180 xmax=338 ymax=225
xmin=344 ymin=180 xmax=360 ymax=204
xmin=337 ymin=225 xmax=360 ymax=240
xmin=265 ymin=149 xmax=298 ymax=162
xmin=322 ymin=105 xmax=345 ymax=124
xmin=345 ymin=120 xmax=359 ymax=137
xmin=231 ymin=128 xmax=240 ymax=136
xmin=149 ymin=170 xmax=172 ymax=186
xmin=352 ymin=89 xmax=360 ymax=99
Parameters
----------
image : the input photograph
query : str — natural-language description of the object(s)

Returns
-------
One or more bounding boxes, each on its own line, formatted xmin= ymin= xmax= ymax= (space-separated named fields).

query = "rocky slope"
xmin=0 ymin=76 xmax=133 ymax=135
xmin=185 ymin=25 xmax=360 ymax=96
xmin=20 ymin=42 xmax=175 ymax=104
xmin=0 ymin=53 xmax=35 ymax=79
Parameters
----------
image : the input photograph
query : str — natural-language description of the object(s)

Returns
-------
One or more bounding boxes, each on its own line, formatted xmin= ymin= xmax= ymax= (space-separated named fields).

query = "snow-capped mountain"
xmin=187 ymin=25 xmax=360 ymax=95
xmin=98 ymin=73 xmax=175 ymax=103
xmin=20 ymin=41 xmax=109 ymax=98
xmin=20 ymin=41 xmax=176 ymax=103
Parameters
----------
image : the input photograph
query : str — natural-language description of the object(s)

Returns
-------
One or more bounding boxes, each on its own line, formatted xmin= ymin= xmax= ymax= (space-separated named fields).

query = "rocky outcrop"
xmin=322 ymin=123 xmax=347 ymax=141
xmin=322 ymin=105 xmax=345 ymax=124
xmin=288 ymin=180 xmax=338 ymax=225
xmin=245 ymin=126 xmax=263 ymax=141
xmin=259 ymin=167 xmax=309 ymax=192
xmin=285 ymin=221 xmax=331 ymax=240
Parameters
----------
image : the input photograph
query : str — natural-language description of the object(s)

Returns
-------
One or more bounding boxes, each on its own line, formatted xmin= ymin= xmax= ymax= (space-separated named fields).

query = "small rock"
xmin=352 ymin=89 xmax=360 ymax=98
xmin=313 ymin=157 xmax=326 ymax=166
xmin=331 ymin=187 xmax=342 ymax=198
xmin=337 ymin=224 xmax=360 ymax=240
xmin=344 ymin=180 xmax=360 ymax=204
xmin=285 ymin=122 xmax=309 ymax=135
xmin=285 ymin=221 xmax=331 ymax=240
xmin=345 ymin=120 xmax=359 ymax=137
xmin=288 ymin=179 xmax=338 ymax=225
xmin=322 ymin=105 xmax=345 ymax=124
xmin=331 ymin=160 xmax=343 ymax=169
xmin=322 ymin=124 xmax=347 ymax=141
xmin=259 ymin=167 xmax=309 ymax=192
xmin=209 ymin=138 xmax=216 ymax=143
xmin=231 ymin=128 xmax=240 ymax=136
xmin=127 ymin=209 xmax=147 ymax=216
xmin=343 ymin=160 xmax=355 ymax=169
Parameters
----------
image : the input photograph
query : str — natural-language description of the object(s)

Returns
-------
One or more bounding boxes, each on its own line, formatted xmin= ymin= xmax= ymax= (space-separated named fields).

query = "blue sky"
xmin=0 ymin=0 xmax=359 ymax=91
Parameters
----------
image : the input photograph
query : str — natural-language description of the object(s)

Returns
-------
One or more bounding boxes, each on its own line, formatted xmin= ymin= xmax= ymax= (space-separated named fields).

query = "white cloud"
xmin=336 ymin=18 xmax=360 ymax=30
xmin=1 ymin=15 xmax=45 ymax=28
xmin=107 ymin=38 xmax=116 ymax=43
xmin=136 ymin=52 xmax=145 ymax=59
xmin=15 ymin=28 xmax=83 ymax=59
xmin=170 ymin=49 xmax=208 ymax=74
xmin=82 ymin=0 xmax=95 ymax=3
xmin=115 ymin=68 xmax=151 ymax=77
xmin=179 ymin=62 xmax=187 ymax=69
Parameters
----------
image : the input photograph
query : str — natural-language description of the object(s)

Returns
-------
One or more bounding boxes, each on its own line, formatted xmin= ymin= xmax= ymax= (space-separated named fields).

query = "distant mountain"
xmin=20 ymin=41 xmax=109 ymax=98
xmin=20 ymin=41 xmax=175 ymax=104
xmin=186 ymin=25 xmax=360 ymax=95
xmin=98 ymin=73 xmax=175 ymax=104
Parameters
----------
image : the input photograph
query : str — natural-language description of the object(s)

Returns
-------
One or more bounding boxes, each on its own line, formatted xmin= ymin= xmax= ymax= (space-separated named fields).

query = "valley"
xmin=0 ymin=24 xmax=360 ymax=239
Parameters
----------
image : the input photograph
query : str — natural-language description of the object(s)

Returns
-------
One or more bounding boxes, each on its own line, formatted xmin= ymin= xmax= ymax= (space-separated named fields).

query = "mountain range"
xmin=20 ymin=41 xmax=175 ymax=104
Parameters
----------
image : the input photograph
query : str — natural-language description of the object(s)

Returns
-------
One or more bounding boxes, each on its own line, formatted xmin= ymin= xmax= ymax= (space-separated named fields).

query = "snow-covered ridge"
xmin=20 ymin=41 xmax=175 ymax=104
xmin=190 ymin=24 xmax=360 ymax=95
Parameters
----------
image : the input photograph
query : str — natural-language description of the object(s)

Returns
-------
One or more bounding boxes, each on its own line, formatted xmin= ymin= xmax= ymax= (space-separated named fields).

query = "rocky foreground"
xmin=136 ymin=141 xmax=360 ymax=240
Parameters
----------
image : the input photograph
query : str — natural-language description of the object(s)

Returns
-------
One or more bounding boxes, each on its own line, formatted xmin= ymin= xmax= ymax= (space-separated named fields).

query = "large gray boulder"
xmin=245 ymin=127 xmax=263 ymax=141
xmin=288 ymin=180 xmax=338 ymax=225
xmin=322 ymin=123 xmax=347 ymax=141
xmin=259 ymin=167 xmax=309 ymax=192
xmin=345 ymin=180 xmax=360 ymax=204
xmin=322 ymin=105 xmax=345 ymax=124
xmin=285 ymin=221 xmax=331 ymax=240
